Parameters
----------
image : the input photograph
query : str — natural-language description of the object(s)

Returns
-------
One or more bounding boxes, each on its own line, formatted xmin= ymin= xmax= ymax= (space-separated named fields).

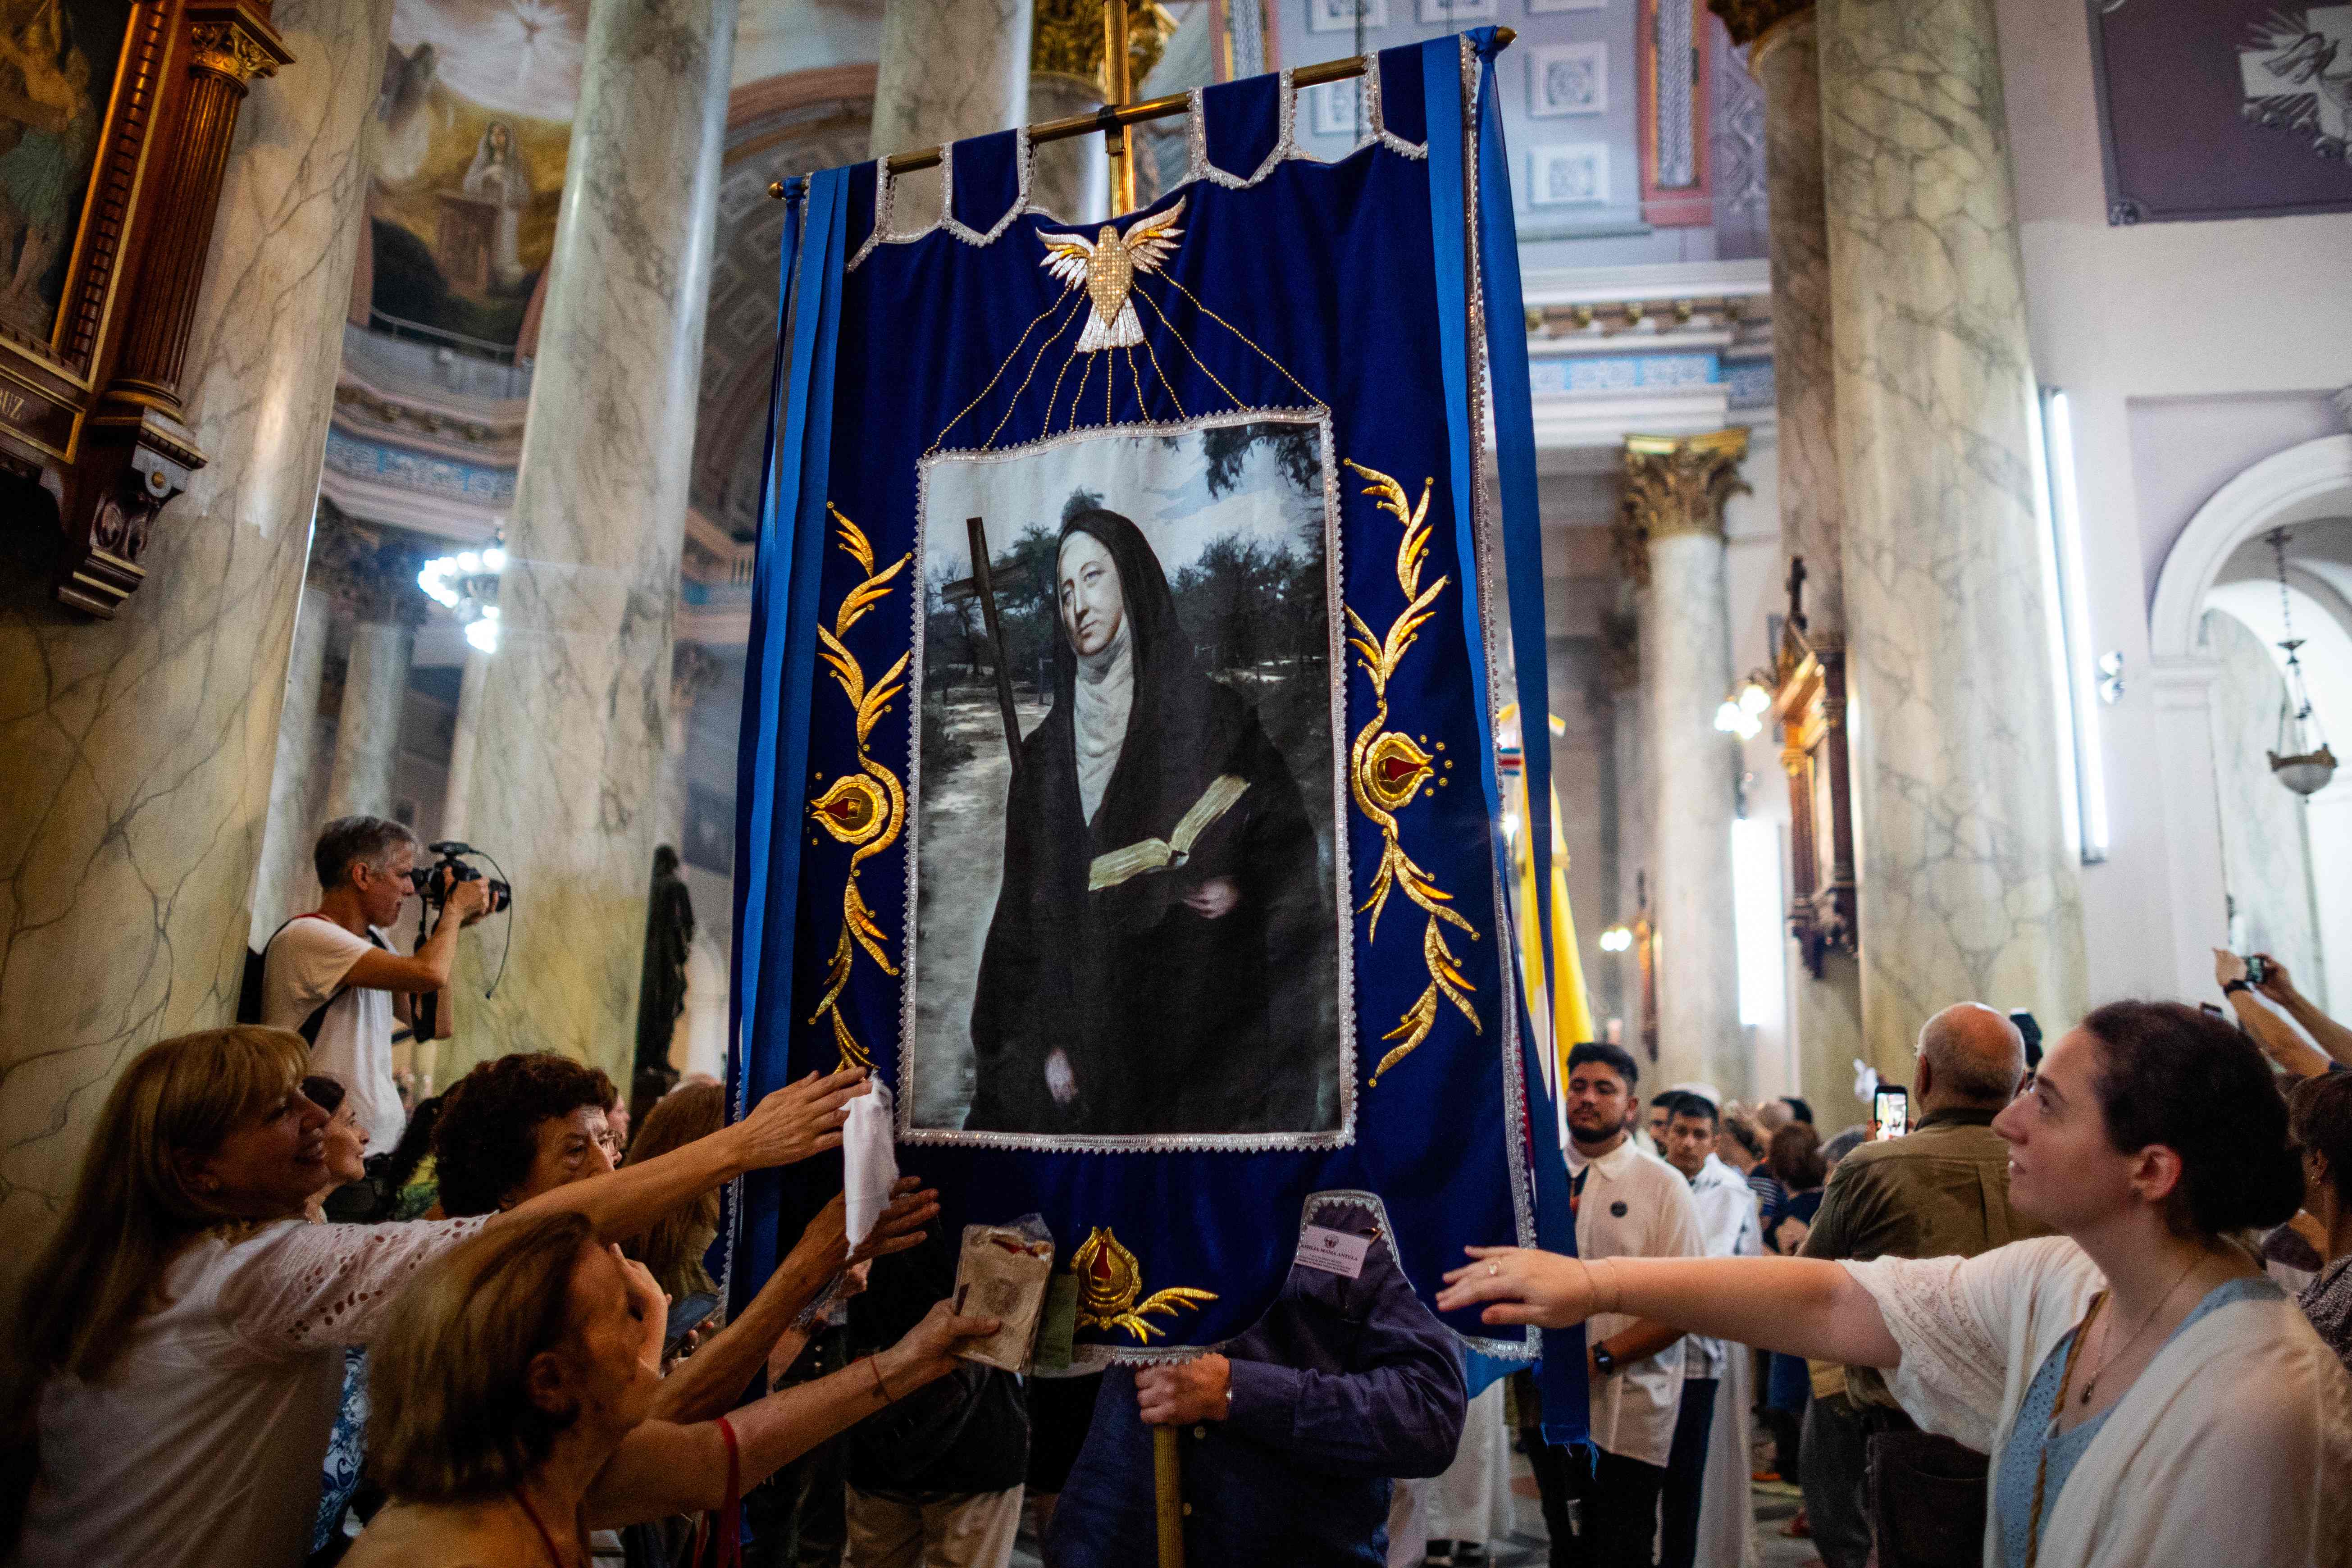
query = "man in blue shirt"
xmin=1046 ymin=1197 xmax=1468 ymax=1566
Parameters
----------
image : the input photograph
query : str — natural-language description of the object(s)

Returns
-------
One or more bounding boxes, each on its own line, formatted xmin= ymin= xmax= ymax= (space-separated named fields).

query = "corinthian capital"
xmin=1615 ymin=429 xmax=1751 ymax=588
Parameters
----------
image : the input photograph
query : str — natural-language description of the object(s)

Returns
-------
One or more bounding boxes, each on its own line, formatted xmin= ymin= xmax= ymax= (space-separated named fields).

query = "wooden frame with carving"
xmin=1771 ymin=615 xmax=1855 ymax=978
xmin=0 ymin=0 xmax=290 ymax=617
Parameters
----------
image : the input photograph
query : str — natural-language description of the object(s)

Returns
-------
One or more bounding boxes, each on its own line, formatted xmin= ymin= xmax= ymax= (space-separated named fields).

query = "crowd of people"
xmin=3 ymin=811 xmax=2350 ymax=1568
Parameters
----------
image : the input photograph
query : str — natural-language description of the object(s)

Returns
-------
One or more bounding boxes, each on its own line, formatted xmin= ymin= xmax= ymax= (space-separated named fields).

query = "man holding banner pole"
xmin=1044 ymin=1199 xmax=1467 ymax=1566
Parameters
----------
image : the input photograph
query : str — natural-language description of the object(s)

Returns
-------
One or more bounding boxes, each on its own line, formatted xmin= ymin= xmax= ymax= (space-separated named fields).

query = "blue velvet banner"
xmin=730 ymin=37 xmax=1580 ymax=1436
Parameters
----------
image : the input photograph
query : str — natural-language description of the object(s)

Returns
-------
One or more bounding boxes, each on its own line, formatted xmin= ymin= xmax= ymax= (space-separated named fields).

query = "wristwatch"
xmin=2223 ymin=979 xmax=2252 ymax=997
xmin=1592 ymin=1345 xmax=1620 ymax=1377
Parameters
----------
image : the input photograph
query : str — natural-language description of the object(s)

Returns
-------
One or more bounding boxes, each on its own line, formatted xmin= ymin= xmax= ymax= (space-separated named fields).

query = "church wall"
xmin=1993 ymin=0 xmax=2352 ymax=1009
xmin=2201 ymin=610 xmax=2327 ymax=1003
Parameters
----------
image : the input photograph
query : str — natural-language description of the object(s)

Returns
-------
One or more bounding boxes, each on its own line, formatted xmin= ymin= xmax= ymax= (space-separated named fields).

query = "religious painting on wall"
xmin=907 ymin=416 xmax=1347 ymax=1144
xmin=2089 ymin=0 xmax=2352 ymax=223
xmin=362 ymin=0 xmax=582 ymax=351
xmin=0 ymin=0 xmax=132 ymax=349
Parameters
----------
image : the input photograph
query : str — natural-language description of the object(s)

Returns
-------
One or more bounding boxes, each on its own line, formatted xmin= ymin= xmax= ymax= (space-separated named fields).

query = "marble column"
xmin=1717 ymin=1 xmax=1865 ymax=1113
xmin=324 ymin=617 xmax=414 ymax=820
xmin=0 ymin=0 xmax=392 ymax=1307
xmin=653 ymin=643 xmax=723 ymax=858
xmin=438 ymin=646 xmax=490 ymax=844
xmin=870 ymin=0 xmax=1035 ymax=221
xmin=1744 ymin=7 xmax=1842 ymax=638
xmin=1620 ymin=431 xmax=1750 ymax=1097
xmin=1817 ymin=0 xmax=2084 ymax=1074
xmin=250 ymin=583 xmax=333 ymax=941
xmin=1029 ymin=71 xmax=1108 ymax=225
xmin=454 ymin=0 xmax=739 ymax=1081
xmin=1604 ymin=614 xmax=1645 ymax=1039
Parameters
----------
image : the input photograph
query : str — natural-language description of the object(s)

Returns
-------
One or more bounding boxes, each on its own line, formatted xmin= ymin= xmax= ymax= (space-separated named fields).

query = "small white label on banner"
xmin=1295 ymin=1225 xmax=1370 ymax=1278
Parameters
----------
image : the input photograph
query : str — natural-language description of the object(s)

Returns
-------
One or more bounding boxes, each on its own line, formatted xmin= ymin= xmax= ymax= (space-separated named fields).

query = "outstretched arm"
xmin=1436 ymin=1249 xmax=1903 ymax=1371
xmin=2218 ymin=951 xmax=2332 ymax=1078
xmin=585 ymin=1300 xmax=998 ymax=1527
xmin=2253 ymin=953 xmax=2352 ymax=1066
xmin=649 ymin=1181 xmax=937 ymax=1424
xmin=495 ymin=1068 xmax=869 ymax=1243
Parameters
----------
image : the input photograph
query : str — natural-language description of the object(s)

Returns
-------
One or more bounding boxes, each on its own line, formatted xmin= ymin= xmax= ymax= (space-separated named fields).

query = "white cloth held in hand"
xmin=843 ymin=1078 xmax=899 ymax=1250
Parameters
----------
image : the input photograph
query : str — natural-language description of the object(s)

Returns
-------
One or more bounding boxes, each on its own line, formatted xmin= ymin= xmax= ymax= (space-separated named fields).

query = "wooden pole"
xmin=1153 ymin=1424 xmax=1185 ymax=1568
xmin=1103 ymin=0 xmax=1137 ymax=214
xmin=965 ymin=517 xmax=1025 ymax=776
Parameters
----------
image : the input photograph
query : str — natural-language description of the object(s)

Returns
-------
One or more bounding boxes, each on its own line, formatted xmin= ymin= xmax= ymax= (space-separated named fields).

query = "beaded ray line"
xmin=975 ymin=289 xmax=1090 ymax=452
xmin=1144 ymin=272 xmax=1325 ymax=410
xmin=931 ymin=290 xmax=1083 ymax=457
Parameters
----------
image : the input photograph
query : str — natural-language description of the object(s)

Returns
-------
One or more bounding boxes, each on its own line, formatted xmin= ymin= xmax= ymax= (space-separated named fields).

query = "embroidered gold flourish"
xmin=1069 ymin=1227 xmax=1218 ymax=1343
xmin=1342 ymin=460 xmax=1480 ymax=1087
xmin=807 ymin=505 xmax=913 ymax=1070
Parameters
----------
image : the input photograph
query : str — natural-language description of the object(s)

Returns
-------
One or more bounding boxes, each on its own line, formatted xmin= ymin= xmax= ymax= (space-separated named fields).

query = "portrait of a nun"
xmin=965 ymin=508 xmax=1331 ymax=1137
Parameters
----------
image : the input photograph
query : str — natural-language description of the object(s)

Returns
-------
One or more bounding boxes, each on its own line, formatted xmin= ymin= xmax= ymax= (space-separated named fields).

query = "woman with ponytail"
xmin=1441 ymin=1002 xmax=2352 ymax=1568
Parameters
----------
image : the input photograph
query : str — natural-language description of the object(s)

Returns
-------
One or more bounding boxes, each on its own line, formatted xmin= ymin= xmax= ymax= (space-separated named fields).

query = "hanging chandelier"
xmin=2264 ymin=526 xmax=2335 ymax=796
xmin=418 ymin=540 xmax=507 ymax=653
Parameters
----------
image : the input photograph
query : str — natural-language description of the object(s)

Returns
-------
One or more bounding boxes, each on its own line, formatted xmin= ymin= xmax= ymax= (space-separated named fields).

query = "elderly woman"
xmin=3 ymin=1027 xmax=868 ymax=1568
xmin=966 ymin=508 xmax=1329 ymax=1138
xmin=1441 ymin=1002 xmax=2352 ymax=1568
xmin=339 ymin=1214 xmax=994 ymax=1566
xmin=433 ymin=1051 xmax=935 ymax=1430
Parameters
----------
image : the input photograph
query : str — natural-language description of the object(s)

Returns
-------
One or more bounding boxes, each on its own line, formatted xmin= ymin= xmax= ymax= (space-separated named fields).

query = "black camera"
xmin=420 ymin=841 xmax=511 ymax=916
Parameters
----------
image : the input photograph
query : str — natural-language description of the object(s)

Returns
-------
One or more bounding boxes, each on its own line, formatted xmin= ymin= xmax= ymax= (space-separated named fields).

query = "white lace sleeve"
xmin=216 ymin=1216 xmax=489 ymax=1353
xmin=1840 ymin=1252 xmax=2011 ymax=1452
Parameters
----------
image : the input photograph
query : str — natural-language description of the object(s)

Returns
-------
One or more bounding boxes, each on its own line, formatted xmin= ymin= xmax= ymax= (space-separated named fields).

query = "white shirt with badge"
xmin=1568 ymin=1133 xmax=1706 ymax=1467
xmin=1682 ymin=1151 xmax=1764 ymax=1379
xmin=261 ymin=915 xmax=402 ymax=1155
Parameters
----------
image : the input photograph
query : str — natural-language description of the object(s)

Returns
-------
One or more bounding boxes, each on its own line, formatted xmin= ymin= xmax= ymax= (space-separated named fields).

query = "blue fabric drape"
xmin=728 ymin=42 xmax=1568 ymax=1383
xmin=1423 ymin=30 xmax=1584 ymax=1440
xmin=726 ymin=170 xmax=850 ymax=1310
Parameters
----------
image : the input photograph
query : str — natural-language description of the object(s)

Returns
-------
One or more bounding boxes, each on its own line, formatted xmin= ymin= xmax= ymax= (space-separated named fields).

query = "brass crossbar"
xmin=765 ymin=26 xmax=1512 ymax=200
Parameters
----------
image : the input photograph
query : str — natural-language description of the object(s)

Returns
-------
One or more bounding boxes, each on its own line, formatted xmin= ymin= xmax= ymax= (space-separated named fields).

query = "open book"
xmin=1088 ymin=774 xmax=1253 ymax=892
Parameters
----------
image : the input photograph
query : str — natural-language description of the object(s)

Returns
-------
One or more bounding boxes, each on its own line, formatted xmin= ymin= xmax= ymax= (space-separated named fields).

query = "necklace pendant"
xmin=2079 ymin=1382 xmax=2093 ymax=1405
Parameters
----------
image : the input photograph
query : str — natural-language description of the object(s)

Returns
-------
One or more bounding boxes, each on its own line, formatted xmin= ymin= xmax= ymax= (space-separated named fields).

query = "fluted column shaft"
xmin=1621 ymin=430 xmax=1750 ymax=1097
xmin=1817 ymin=0 xmax=2084 ymax=1072
xmin=456 ymin=0 xmax=738 ymax=1078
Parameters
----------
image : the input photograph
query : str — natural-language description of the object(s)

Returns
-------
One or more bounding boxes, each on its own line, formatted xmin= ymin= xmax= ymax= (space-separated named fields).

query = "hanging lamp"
xmin=2263 ymin=526 xmax=2336 ymax=796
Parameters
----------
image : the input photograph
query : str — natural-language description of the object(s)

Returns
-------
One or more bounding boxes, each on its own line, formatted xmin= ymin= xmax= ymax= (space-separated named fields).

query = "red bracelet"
xmin=867 ymin=1355 xmax=893 ymax=1402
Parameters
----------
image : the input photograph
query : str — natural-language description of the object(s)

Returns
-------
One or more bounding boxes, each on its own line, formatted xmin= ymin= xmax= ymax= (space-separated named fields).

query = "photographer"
xmin=261 ymin=816 xmax=492 ymax=1159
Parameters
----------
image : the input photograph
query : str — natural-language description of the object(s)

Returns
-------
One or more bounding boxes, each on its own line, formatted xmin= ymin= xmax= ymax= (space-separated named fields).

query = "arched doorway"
xmin=2148 ymin=434 xmax=2352 ymax=1004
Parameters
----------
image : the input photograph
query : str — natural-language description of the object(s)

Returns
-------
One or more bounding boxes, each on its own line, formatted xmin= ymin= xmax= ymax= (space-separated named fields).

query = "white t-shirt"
xmin=18 ymin=1215 xmax=485 ymax=1568
xmin=262 ymin=916 xmax=403 ymax=1155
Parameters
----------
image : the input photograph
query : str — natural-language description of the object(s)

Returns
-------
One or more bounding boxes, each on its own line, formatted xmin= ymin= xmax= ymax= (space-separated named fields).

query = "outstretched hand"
xmin=1435 ymin=1246 xmax=1597 ymax=1330
xmin=876 ymin=1299 xmax=1000 ymax=1394
xmin=2253 ymin=953 xmax=2298 ymax=1004
xmin=851 ymin=1177 xmax=939 ymax=1266
xmin=732 ymin=1067 xmax=869 ymax=1172
xmin=784 ymin=1179 xmax=939 ymax=1277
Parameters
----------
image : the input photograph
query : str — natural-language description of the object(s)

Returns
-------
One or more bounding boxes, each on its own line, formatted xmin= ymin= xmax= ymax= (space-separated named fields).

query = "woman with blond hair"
xmin=1 ymin=1026 xmax=871 ymax=1568
xmin=341 ymin=1214 xmax=994 ymax=1566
